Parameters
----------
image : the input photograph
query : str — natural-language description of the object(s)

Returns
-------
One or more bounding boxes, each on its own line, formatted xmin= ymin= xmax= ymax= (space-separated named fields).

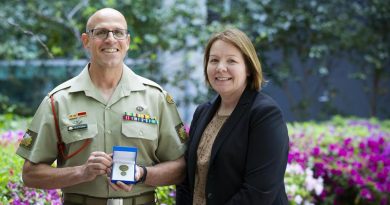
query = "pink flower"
xmin=311 ymin=147 xmax=320 ymax=157
xmin=361 ymin=188 xmax=373 ymax=200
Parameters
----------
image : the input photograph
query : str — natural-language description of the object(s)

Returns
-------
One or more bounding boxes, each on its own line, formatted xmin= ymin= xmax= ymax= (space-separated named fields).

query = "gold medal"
xmin=119 ymin=165 xmax=129 ymax=171
xmin=121 ymin=171 xmax=127 ymax=176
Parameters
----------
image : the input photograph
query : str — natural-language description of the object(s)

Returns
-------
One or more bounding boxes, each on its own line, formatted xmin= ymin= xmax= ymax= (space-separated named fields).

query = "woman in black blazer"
xmin=176 ymin=28 xmax=289 ymax=205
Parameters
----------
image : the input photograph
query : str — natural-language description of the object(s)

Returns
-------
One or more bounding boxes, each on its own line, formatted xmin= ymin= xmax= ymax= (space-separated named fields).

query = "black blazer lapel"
xmin=188 ymin=96 xmax=220 ymax=190
xmin=209 ymin=88 xmax=258 ymax=165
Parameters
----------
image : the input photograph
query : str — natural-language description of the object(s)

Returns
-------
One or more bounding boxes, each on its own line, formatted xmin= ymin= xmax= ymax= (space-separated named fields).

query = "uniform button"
xmin=139 ymin=131 xmax=143 ymax=136
xmin=107 ymin=130 xmax=112 ymax=134
xmin=207 ymin=193 xmax=213 ymax=199
xmin=106 ymin=107 xmax=111 ymax=110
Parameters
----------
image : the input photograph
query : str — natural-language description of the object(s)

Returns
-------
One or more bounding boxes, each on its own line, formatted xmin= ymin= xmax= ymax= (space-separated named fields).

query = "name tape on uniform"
xmin=68 ymin=124 xmax=88 ymax=131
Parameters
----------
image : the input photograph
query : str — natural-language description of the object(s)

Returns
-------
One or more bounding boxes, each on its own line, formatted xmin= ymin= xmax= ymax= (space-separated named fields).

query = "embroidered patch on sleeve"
xmin=175 ymin=123 xmax=188 ymax=143
xmin=19 ymin=129 xmax=37 ymax=150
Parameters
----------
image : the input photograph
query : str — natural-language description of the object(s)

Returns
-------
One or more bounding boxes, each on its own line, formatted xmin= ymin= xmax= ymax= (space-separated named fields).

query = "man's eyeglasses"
xmin=87 ymin=28 xmax=129 ymax=40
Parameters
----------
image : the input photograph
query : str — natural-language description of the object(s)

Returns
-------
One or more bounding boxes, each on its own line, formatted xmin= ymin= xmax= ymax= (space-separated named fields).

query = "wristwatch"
xmin=137 ymin=165 xmax=147 ymax=184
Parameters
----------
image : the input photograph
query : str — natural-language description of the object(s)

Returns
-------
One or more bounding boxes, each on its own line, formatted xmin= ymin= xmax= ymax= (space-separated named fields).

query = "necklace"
xmin=217 ymin=111 xmax=231 ymax=117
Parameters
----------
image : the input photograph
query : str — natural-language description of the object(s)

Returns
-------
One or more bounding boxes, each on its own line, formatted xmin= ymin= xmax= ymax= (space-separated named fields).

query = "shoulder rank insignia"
xmin=20 ymin=129 xmax=37 ymax=150
xmin=175 ymin=123 xmax=188 ymax=143
xmin=166 ymin=94 xmax=175 ymax=104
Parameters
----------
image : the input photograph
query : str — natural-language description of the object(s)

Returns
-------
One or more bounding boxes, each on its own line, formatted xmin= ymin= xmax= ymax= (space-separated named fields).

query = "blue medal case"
xmin=111 ymin=146 xmax=138 ymax=184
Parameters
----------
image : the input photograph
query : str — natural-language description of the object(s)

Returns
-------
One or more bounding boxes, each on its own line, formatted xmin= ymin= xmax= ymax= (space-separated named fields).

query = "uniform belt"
xmin=63 ymin=192 xmax=155 ymax=205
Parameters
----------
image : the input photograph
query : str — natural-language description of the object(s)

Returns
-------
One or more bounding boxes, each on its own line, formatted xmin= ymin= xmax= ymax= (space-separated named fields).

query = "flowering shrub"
xmin=156 ymin=185 xmax=176 ymax=205
xmin=0 ymin=130 xmax=62 ymax=205
xmin=288 ymin=116 xmax=390 ymax=205
xmin=284 ymin=163 xmax=324 ymax=205
xmin=1 ymin=115 xmax=389 ymax=205
xmin=6 ymin=182 xmax=62 ymax=205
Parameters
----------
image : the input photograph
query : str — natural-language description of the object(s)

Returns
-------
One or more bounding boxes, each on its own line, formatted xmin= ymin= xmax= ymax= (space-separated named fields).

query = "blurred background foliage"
xmin=0 ymin=0 xmax=389 ymax=121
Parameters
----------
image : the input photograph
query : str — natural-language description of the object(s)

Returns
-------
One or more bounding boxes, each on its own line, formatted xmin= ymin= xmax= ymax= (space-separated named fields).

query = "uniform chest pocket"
xmin=121 ymin=121 xmax=158 ymax=141
xmin=60 ymin=123 xmax=98 ymax=144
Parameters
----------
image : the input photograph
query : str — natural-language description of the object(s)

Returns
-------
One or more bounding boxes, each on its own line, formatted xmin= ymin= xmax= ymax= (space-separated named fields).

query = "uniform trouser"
xmin=62 ymin=192 xmax=155 ymax=205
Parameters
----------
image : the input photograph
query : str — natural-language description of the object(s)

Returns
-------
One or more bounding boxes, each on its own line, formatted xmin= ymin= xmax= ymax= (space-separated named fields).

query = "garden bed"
xmin=0 ymin=115 xmax=389 ymax=205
